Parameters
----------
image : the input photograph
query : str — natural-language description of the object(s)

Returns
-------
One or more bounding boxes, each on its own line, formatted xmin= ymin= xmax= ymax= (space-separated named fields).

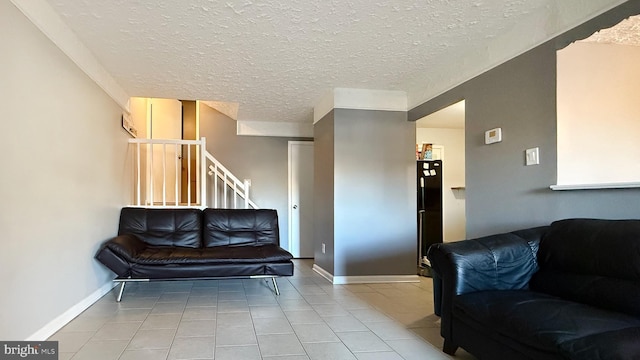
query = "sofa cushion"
xmin=131 ymin=244 xmax=293 ymax=265
xmin=453 ymin=290 xmax=640 ymax=353
xmin=534 ymin=219 xmax=640 ymax=317
xmin=119 ymin=207 xmax=202 ymax=248
xmin=530 ymin=270 xmax=640 ymax=317
xmin=203 ymin=208 xmax=279 ymax=247
xmin=538 ymin=219 xmax=640 ymax=281
xmin=558 ymin=327 xmax=640 ymax=360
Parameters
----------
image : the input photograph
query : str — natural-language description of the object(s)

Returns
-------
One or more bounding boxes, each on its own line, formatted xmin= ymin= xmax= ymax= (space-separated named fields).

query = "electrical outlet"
xmin=322 ymin=243 xmax=326 ymax=254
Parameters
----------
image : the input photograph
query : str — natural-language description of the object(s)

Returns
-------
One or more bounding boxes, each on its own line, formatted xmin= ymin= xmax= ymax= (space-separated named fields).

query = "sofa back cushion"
xmin=119 ymin=207 xmax=202 ymax=248
xmin=203 ymin=209 xmax=279 ymax=247
xmin=530 ymin=218 xmax=640 ymax=316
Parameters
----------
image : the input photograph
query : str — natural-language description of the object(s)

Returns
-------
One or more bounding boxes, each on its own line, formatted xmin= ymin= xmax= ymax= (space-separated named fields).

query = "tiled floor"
xmin=49 ymin=260 xmax=476 ymax=360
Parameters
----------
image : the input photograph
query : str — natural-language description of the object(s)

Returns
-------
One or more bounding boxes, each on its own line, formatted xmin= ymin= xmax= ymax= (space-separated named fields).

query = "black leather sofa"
xmin=427 ymin=219 xmax=640 ymax=360
xmin=96 ymin=207 xmax=293 ymax=301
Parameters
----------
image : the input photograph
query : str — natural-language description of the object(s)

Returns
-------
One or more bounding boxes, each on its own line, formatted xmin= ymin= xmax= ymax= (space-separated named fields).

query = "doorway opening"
xmin=415 ymin=100 xmax=466 ymax=265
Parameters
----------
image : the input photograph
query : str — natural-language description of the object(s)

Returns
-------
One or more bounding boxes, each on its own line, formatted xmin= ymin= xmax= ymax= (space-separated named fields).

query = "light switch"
xmin=526 ymin=147 xmax=540 ymax=166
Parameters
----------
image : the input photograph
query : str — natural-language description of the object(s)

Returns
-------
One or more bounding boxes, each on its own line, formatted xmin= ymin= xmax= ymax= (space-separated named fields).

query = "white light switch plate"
xmin=526 ymin=147 xmax=540 ymax=166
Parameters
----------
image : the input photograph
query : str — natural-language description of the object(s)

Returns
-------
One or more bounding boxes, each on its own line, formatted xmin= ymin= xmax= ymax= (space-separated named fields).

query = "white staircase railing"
xmin=206 ymin=152 xmax=258 ymax=209
xmin=128 ymin=137 xmax=257 ymax=209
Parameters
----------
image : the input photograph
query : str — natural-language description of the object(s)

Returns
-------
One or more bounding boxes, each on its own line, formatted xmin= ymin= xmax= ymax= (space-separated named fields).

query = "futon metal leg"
xmin=271 ymin=277 xmax=280 ymax=295
xmin=116 ymin=282 xmax=126 ymax=302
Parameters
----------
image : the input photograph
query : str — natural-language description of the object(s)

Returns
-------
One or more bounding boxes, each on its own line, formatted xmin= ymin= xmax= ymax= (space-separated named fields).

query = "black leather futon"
xmin=96 ymin=207 xmax=294 ymax=301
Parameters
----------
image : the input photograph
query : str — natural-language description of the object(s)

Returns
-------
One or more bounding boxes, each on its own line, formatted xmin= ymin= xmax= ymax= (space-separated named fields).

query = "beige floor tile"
xmin=386 ymin=338 xmax=450 ymax=360
xmin=355 ymin=352 xmax=404 ymax=360
xmin=302 ymin=342 xmax=357 ymax=360
xmin=167 ymin=336 xmax=214 ymax=360
xmin=217 ymin=291 xmax=246 ymax=301
xmin=140 ymin=314 xmax=182 ymax=330
xmin=72 ymin=340 xmax=128 ymax=360
xmin=216 ymin=311 xmax=253 ymax=328
xmin=215 ymin=326 xmax=257 ymax=346
xmin=127 ymin=329 xmax=176 ymax=350
xmin=253 ymin=317 xmax=295 ymax=335
xmin=277 ymin=298 xmax=313 ymax=311
xmin=292 ymin=323 xmax=340 ymax=343
xmin=364 ymin=321 xmax=418 ymax=341
xmin=312 ymin=303 xmax=350 ymax=317
xmin=150 ymin=302 xmax=186 ymax=315
xmin=59 ymin=317 xmax=108 ymax=332
xmin=119 ymin=349 xmax=170 ymax=360
xmin=108 ymin=308 xmax=151 ymax=323
xmin=158 ymin=292 xmax=190 ymax=303
xmin=250 ymin=305 xmax=286 ymax=319
xmin=336 ymin=331 xmax=391 ymax=353
xmin=48 ymin=331 xmax=95 ymax=353
xmin=284 ymin=309 xmax=323 ymax=324
xmin=257 ymin=334 xmax=306 ymax=357
xmin=411 ymin=326 xmax=444 ymax=348
xmin=217 ymin=299 xmax=250 ymax=313
xmin=175 ymin=319 xmax=216 ymax=337
xmin=215 ymin=345 xmax=261 ymax=360
xmin=186 ymin=295 xmax=217 ymax=307
xmin=349 ymin=308 xmax=393 ymax=323
xmin=182 ymin=306 xmax=217 ymax=320
xmin=323 ymin=315 xmax=368 ymax=333
xmin=46 ymin=260 xmax=462 ymax=360
xmin=91 ymin=321 xmax=141 ymax=340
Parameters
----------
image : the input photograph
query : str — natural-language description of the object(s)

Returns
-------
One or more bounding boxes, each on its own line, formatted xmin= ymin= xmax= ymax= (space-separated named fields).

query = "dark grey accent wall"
xmin=409 ymin=2 xmax=640 ymax=239
xmin=199 ymin=103 xmax=311 ymax=250
xmin=463 ymin=42 xmax=562 ymax=237
xmin=314 ymin=108 xmax=416 ymax=277
xmin=333 ymin=109 xmax=416 ymax=276
xmin=313 ymin=111 xmax=335 ymax=272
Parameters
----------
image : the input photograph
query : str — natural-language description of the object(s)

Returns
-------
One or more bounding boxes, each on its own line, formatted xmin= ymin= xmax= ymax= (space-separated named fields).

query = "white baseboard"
xmin=26 ymin=281 xmax=117 ymax=341
xmin=312 ymin=264 xmax=420 ymax=285
xmin=312 ymin=264 xmax=334 ymax=283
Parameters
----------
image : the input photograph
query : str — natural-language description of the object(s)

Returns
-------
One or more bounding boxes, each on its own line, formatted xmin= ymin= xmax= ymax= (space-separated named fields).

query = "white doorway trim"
xmin=288 ymin=141 xmax=314 ymax=258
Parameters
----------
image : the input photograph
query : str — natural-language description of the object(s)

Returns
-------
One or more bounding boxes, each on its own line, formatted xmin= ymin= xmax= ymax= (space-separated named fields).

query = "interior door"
xmin=149 ymin=98 xmax=182 ymax=204
xmin=289 ymin=141 xmax=314 ymax=258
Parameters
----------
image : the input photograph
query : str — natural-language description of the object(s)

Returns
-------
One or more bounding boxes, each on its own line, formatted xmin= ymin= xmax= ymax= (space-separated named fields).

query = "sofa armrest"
xmin=427 ymin=226 xmax=547 ymax=340
xmin=95 ymin=234 xmax=148 ymax=278
xmin=428 ymin=227 xmax=545 ymax=295
xmin=103 ymin=234 xmax=148 ymax=262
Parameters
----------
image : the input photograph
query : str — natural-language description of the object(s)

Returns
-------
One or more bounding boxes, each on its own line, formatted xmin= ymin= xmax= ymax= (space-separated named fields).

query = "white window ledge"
xmin=550 ymin=182 xmax=640 ymax=191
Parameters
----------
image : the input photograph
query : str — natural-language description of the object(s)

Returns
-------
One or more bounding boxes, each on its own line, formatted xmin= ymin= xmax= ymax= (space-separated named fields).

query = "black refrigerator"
xmin=417 ymin=160 xmax=443 ymax=268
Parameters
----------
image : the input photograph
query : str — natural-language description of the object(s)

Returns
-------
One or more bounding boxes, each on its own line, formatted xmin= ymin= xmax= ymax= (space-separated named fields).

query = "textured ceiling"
xmin=582 ymin=14 xmax=640 ymax=46
xmin=45 ymin=0 xmax=628 ymax=124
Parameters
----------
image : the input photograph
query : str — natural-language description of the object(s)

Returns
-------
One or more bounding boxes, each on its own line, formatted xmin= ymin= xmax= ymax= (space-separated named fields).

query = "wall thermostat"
xmin=485 ymin=127 xmax=502 ymax=145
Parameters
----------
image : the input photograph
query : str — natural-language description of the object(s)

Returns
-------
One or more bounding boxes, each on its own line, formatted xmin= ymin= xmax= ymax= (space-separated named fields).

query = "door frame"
xmin=288 ymin=140 xmax=314 ymax=257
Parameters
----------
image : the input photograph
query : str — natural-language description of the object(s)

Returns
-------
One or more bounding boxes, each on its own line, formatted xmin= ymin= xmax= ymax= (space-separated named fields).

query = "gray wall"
xmin=198 ymin=103 xmax=311 ymax=250
xmin=314 ymin=109 xmax=417 ymax=277
xmin=313 ymin=111 xmax=335 ymax=272
xmin=1 ymin=1 xmax=131 ymax=339
xmin=409 ymin=3 xmax=640 ymax=238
